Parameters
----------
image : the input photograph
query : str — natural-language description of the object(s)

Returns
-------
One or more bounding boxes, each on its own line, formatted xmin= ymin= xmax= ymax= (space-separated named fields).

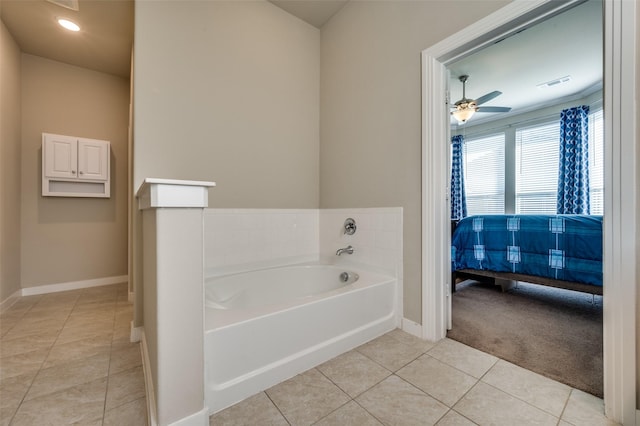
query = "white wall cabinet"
xmin=42 ymin=133 xmax=110 ymax=197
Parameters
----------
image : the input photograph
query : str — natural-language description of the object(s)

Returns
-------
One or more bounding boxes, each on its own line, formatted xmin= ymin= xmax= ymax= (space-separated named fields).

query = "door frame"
xmin=420 ymin=0 xmax=637 ymax=423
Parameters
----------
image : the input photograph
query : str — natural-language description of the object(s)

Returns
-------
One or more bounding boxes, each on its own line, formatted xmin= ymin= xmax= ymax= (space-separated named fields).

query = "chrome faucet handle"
xmin=344 ymin=218 xmax=356 ymax=235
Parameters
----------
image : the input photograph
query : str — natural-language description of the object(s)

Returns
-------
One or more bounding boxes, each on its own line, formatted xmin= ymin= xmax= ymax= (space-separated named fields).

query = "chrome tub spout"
xmin=336 ymin=245 xmax=354 ymax=256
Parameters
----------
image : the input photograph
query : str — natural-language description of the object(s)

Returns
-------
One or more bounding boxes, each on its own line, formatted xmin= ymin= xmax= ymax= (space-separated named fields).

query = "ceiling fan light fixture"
xmin=450 ymin=75 xmax=509 ymax=123
xmin=57 ymin=18 xmax=80 ymax=32
xmin=452 ymin=102 xmax=478 ymax=123
xmin=452 ymin=108 xmax=476 ymax=123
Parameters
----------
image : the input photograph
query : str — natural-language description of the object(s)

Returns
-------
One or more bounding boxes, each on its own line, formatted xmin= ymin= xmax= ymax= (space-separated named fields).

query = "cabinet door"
xmin=43 ymin=133 xmax=78 ymax=179
xmin=78 ymin=138 xmax=109 ymax=181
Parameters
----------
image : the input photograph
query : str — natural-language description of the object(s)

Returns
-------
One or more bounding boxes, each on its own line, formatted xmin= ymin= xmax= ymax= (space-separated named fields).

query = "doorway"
xmin=420 ymin=0 xmax=637 ymax=423
xmin=446 ymin=0 xmax=603 ymax=398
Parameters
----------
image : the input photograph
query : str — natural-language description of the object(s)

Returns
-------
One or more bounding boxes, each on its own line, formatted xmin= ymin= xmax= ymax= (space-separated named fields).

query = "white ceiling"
xmin=1 ymin=0 xmax=601 ymax=120
xmin=448 ymin=0 xmax=602 ymax=125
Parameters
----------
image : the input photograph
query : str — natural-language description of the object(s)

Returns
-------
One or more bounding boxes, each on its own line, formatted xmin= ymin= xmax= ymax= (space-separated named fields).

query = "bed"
xmin=451 ymin=214 xmax=603 ymax=295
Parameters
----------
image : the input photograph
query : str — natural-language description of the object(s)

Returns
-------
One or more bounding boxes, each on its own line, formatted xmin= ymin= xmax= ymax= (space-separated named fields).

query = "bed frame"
xmin=452 ymin=269 xmax=603 ymax=295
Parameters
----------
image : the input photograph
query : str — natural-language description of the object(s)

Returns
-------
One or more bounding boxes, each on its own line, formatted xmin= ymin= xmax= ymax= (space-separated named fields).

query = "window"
xmin=515 ymin=122 xmax=560 ymax=214
xmin=456 ymin=106 xmax=604 ymax=216
xmin=463 ymin=133 xmax=505 ymax=215
xmin=588 ymin=109 xmax=604 ymax=214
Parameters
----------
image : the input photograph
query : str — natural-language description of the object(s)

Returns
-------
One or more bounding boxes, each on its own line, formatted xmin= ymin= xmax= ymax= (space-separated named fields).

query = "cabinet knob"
xmin=79 ymin=171 xmax=83 ymax=175
xmin=72 ymin=170 xmax=76 ymax=174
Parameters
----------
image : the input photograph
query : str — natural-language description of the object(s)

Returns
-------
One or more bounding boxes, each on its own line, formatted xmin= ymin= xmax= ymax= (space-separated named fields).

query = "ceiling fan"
xmin=451 ymin=75 xmax=511 ymax=123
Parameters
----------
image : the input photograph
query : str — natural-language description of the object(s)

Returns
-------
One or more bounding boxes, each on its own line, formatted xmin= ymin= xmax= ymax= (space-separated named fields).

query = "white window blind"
xmin=515 ymin=122 xmax=560 ymax=214
xmin=588 ymin=109 xmax=604 ymax=215
xmin=463 ymin=133 xmax=505 ymax=215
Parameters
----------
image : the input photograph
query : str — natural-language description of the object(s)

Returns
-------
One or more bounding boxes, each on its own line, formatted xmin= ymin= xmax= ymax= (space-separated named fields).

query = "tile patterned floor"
xmin=0 ymin=283 xmax=146 ymax=426
xmin=210 ymin=328 xmax=619 ymax=426
xmin=1 ymin=284 xmax=618 ymax=426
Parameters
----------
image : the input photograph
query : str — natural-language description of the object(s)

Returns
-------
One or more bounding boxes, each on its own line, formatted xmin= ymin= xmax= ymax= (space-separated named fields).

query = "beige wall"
xmin=319 ymin=0 xmax=509 ymax=323
xmin=637 ymin=0 xmax=640 ymax=408
xmin=0 ymin=21 xmax=22 ymax=302
xmin=20 ymin=54 xmax=129 ymax=288
xmin=133 ymin=0 xmax=320 ymax=208
xmin=133 ymin=2 xmax=320 ymax=417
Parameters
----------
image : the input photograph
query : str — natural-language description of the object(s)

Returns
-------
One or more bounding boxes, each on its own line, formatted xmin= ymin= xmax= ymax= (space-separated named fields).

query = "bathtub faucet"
xmin=336 ymin=245 xmax=354 ymax=256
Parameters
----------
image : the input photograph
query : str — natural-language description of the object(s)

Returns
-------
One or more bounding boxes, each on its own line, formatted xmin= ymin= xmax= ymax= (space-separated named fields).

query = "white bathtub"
xmin=204 ymin=263 xmax=399 ymax=414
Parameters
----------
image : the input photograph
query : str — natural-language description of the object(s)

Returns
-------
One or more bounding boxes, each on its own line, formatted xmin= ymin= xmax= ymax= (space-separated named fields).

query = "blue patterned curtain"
xmin=557 ymin=105 xmax=590 ymax=214
xmin=451 ymin=135 xmax=467 ymax=220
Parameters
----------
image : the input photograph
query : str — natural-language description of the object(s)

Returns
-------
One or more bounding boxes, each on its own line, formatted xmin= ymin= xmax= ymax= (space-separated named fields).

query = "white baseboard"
xmin=130 ymin=322 xmax=142 ymax=343
xmin=168 ymin=407 xmax=209 ymax=426
xmin=0 ymin=289 xmax=22 ymax=314
xmin=402 ymin=318 xmax=423 ymax=338
xmin=140 ymin=328 xmax=158 ymax=426
xmin=21 ymin=275 xmax=128 ymax=296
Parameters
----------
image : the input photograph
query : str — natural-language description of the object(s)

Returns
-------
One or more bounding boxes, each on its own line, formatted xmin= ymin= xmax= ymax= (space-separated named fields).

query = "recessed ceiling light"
xmin=57 ymin=18 xmax=80 ymax=32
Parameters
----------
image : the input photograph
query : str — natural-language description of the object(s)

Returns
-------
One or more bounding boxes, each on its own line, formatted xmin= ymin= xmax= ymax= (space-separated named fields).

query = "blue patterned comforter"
xmin=451 ymin=215 xmax=603 ymax=287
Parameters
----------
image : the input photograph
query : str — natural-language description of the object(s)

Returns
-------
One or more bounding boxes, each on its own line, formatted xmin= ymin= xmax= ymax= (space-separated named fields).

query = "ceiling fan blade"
xmin=474 ymin=90 xmax=502 ymax=105
xmin=477 ymin=106 xmax=512 ymax=113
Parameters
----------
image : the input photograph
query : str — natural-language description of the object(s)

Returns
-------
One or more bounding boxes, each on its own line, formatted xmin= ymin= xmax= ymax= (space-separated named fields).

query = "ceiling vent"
xmin=46 ymin=0 xmax=79 ymax=11
xmin=537 ymin=75 xmax=572 ymax=89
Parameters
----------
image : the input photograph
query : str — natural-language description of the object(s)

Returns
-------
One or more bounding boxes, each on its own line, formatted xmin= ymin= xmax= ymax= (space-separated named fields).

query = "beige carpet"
xmin=447 ymin=280 xmax=603 ymax=397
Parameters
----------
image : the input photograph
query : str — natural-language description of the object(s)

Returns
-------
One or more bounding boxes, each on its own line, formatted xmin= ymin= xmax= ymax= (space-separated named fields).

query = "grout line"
xmin=445 ymin=408 xmax=481 ymax=425
xmin=309 ymin=398 xmax=352 ymax=425
xmin=321 ymin=333 xmax=460 ymax=421
xmin=354 ymin=337 xmax=425 ymax=374
xmin=557 ymin=388 xmax=574 ymax=424
xmin=315 ymin=358 xmax=391 ymax=399
xmin=476 ymin=356 xmax=500 ymax=381
xmin=394 ymin=368 xmax=468 ymax=413
xmin=101 ymin=289 xmax=120 ymax=426
xmin=427 ymin=338 xmax=500 ymax=380
xmin=311 ymin=352 xmax=395 ymax=424
xmin=263 ymin=391 xmax=292 ymax=425
xmin=5 ymin=290 xmax=81 ymax=425
xmin=480 ymin=380 xmax=563 ymax=421
xmin=477 ymin=356 xmax=578 ymax=420
xmin=351 ymin=397 xmax=387 ymax=425
xmin=3 ymin=284 xmax=130 ymax=426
